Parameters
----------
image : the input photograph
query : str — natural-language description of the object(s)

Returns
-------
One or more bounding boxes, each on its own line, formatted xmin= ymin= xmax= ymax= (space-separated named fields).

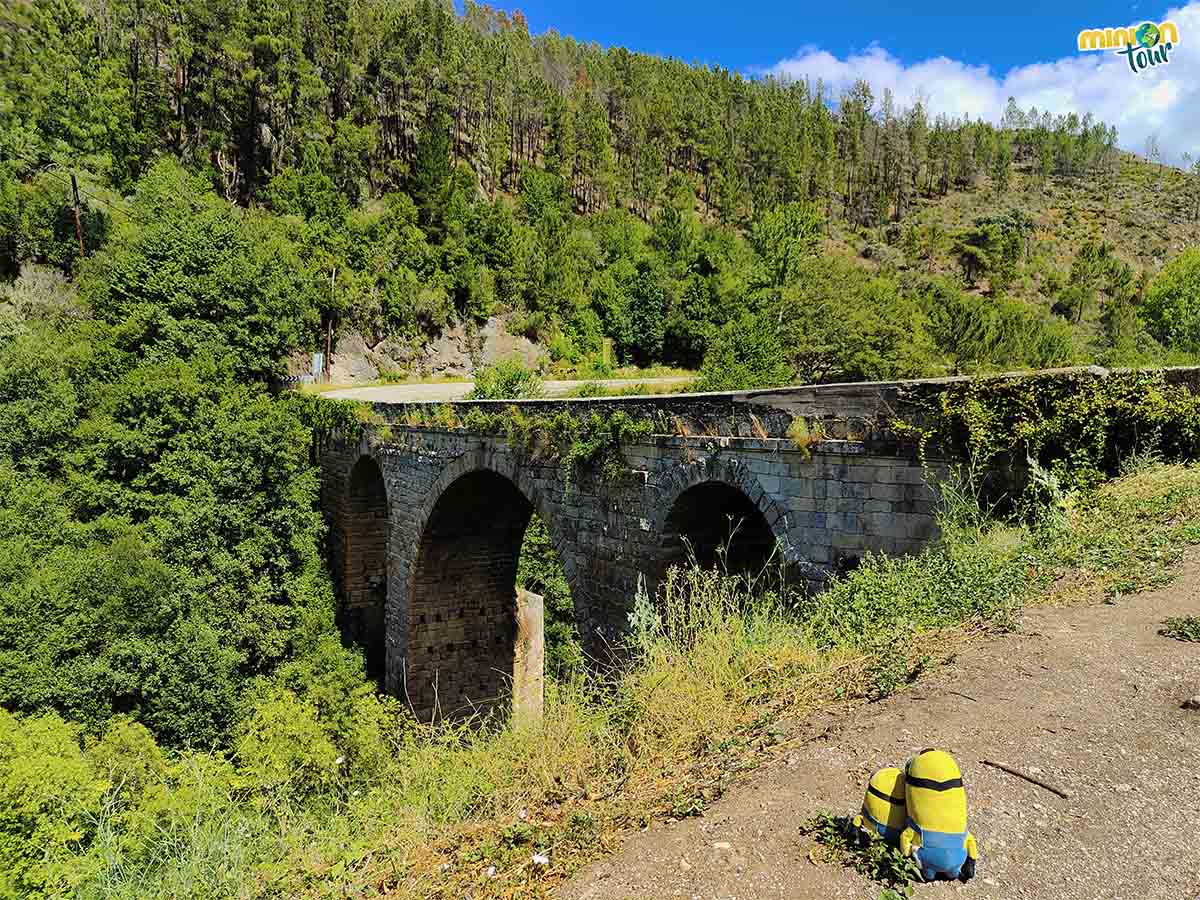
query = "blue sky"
xmin=476 ymin=2 xmax=1200 ymax=164
xmin=482 ymin=2 xmax=1153 ymax=75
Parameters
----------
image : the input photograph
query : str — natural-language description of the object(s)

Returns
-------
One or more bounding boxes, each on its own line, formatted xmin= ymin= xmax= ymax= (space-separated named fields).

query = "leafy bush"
xmin=804 ymin=811 xmax=922 ymax=891
xmin=775 ymin=257 xmax=937 ymax=383
xmin=466 ymin=356 xmax=544 ymax=400
xmin=0 ymin=350 xmax=333 ymax=747
xmin=80 ymin=160 xmax=317 ymax=382
xmin=1159 ymin=616 xmax=1200 ymax=642
xmin=695 ymin=311 xmax=792 ymax=391
xmin=1143 ymin=248 xmax=1200 ymax=354
xmin=234 ymin=690 xmax=341 ymax=800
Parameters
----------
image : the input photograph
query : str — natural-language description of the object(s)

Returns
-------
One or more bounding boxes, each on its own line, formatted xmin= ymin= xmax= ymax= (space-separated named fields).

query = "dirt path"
xmin=322 ymin=377 xmax=693 ymax=403
xmin=561 ymin=558 xmax=1200 ymax=900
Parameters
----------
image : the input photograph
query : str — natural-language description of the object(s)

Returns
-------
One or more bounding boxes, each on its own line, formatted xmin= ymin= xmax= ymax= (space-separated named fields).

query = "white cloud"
xmin=763 ymin=2 xmax=1200 ymax=165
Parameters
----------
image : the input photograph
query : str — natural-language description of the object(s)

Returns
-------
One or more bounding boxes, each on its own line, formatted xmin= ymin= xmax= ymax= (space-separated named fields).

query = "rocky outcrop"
xmin=326 ymin=316 xmax=543 ymax=383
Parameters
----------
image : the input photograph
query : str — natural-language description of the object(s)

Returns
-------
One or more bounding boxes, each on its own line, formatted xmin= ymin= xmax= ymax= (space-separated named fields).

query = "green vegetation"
xmin=516 ymin=516 xmax=584 ymax=678
xmin=4 ymin=0 xmax=1198 ymax=393
xmin=396 ymin=402 xmax=654 ymax=483
xmin=1143 ymin=249 xmax=1200 ymax=354
xmin=805 ymin=811 xmax=922 ymax=892
xmin=1159 ymin=616 xmax=1200 ymax=642
xmin=463 ymin=356 xmax=544 ymax=400
xmin=6 ymin=458 xmax=1200 ymax=898
xmin=907 ymin=369 xmax=1200 ymax=494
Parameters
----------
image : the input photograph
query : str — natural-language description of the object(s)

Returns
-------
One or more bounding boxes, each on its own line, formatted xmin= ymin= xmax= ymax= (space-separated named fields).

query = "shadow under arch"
xmin=339 ymin=455 xmax=390 ymax=686
xmin=652 ymin=459 xmax=794 ymax=585
xmin=401 ymin=451 xmax=578 ymax=721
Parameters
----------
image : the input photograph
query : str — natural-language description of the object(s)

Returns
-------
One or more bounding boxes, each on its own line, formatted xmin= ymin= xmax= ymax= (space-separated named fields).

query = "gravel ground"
xmin=561 ymin=556 xmax=1200 ymax=900
xmin=322 ymin=377 xmax=693 ymax=403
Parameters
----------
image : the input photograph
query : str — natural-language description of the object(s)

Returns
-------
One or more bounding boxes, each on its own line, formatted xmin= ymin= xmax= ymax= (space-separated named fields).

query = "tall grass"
xmin=13 ymin=462 xmax=1200 ymax=899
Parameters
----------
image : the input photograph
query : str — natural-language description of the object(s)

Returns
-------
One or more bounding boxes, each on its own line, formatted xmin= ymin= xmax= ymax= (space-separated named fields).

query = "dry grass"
xmin=787 ymin=416 xmax=826 ymax=456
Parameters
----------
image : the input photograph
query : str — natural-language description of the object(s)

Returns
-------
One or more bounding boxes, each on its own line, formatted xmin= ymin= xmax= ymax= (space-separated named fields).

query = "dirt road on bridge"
xmin=560 ymin=557 xmax=1200 ymax=900
xmin=322 ymin=377 xmax=693 ymax=403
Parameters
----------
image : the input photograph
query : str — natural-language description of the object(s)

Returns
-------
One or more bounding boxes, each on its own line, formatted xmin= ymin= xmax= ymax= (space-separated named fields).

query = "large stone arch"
xmin=395 ymin=449 xmax=578 ymax=720
xmin=336 ymin=453 xmax=390 ymax=686
xmin=650 ymin=456 xmax=796 ymax=582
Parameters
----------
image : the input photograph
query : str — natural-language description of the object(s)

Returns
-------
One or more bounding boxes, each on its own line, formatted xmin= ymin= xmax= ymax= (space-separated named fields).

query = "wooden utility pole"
xmin=70 ymin=173 xmax=85 ymax=259
xmin=324 ymin=318 xmax=332 ymax=382
xmin=324 ymin=267 xmax=335 ymax=382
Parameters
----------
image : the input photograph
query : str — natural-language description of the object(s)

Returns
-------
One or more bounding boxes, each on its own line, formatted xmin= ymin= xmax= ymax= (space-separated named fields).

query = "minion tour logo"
xmin=1077 ymin=21 xmax=1180 ymax=74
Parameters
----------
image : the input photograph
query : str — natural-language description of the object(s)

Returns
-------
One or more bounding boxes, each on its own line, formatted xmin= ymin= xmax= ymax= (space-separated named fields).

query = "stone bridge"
xmin=320 ymin=363 xmax=1200 ymax=721
xmin=318 ymin=365 xmax=1200 ymax=720
xmin=318 ymin=371 xmax=992 ymax=720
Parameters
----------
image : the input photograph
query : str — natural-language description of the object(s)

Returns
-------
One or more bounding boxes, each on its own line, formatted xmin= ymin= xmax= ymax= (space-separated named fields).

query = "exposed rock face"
xmin=327 ymin=316 xmax=542 ymax=383
xmin=329 ymin=329 xmax=380 ymax=383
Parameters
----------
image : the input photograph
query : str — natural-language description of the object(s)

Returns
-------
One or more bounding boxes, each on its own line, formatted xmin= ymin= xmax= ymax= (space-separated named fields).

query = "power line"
xmin=2 ymin=145 xmax=207 ymax=225
xmin=2 ymin=147 xmax=140 ymax=223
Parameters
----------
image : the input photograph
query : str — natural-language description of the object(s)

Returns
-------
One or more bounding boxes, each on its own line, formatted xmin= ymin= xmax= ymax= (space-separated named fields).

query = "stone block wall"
xmin=320 ymin=426 xmax=941 ymax=720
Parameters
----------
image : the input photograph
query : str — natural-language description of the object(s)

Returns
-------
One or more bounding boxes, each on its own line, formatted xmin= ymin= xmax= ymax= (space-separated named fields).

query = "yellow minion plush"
xmin=850 ymin=766 xmax=907 ymax=845
xmin=898 ymin=749 xmax=978 ymax=882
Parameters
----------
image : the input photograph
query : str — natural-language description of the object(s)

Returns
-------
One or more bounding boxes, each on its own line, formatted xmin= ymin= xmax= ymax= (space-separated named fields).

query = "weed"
xmin=804 ymin=811 xmax=921 ymax=893
xmin=787 ymin=416 xmax=825 ymax=458
xmin=864 ymin=646 xmax=930 ymax=701
xmin=1159 ymin=615 xmax=1200 ymax=642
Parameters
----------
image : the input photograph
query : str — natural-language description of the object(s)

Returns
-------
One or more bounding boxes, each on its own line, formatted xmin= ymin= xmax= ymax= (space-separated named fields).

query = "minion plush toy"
xmin=850 ymin=766 xmax=907 ymax=846
xmin=898 ymin=749 xmax=978 ymax=882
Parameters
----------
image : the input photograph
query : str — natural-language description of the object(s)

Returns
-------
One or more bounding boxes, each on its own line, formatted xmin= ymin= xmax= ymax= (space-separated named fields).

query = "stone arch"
xmin=339 ymin=454 xmax=389 ymax=686
xmin=400 ymin=450 xmax=576 ymax=720
xmin=652 ymin=457 xmax=794 ymax=581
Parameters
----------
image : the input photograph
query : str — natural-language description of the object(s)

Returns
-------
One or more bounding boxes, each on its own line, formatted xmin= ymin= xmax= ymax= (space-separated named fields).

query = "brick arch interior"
xmin=341 ymin=455 xmax=389 ymax=686
xmin=659 ymin=479 xmax=780 ymax=578
xmin=406 ymin=468 xmax=535 ymax=720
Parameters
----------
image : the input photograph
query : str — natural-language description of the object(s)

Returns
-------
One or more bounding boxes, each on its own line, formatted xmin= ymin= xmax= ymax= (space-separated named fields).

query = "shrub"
xmin=0 ymin=711 xmax=107 ymax=898
xmin=1159 ymin=616 xmax=1200 ymax=642
xmin=234 ymin=690 xmax=341 ymax=800
xmin=695 ymin=311 xmax=792 ymax=391
xmin=1143 ymin=248 xmax=1200 ymax=354
xmin=466 ymin=355 xmax=543 ymax=400
xmin=80 ymin=160 xmax=317 ymax=382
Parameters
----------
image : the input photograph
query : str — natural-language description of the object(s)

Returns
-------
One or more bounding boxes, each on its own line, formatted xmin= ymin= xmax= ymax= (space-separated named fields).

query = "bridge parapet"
xmin=363 ymin=364 xmax=1200 ymax=444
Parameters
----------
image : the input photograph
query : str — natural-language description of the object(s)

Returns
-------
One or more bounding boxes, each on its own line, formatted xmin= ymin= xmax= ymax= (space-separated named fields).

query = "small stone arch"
xmin=338 ymin=454 xmax=390 ymax=686
xmin=398 ymin=449 xmax=578 ymax=720
xmin=652 ymin=456 xmax=795 ymax=581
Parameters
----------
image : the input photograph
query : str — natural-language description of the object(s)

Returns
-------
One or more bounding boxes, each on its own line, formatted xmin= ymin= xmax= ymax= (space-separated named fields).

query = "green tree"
xmin=749 ymin=201 xmax=824 ymax=288
xmin=625 ymin=262 xmax=667 ymax=366
xmin=410 ymin=108 xmax=455 ymax=237
xmin=1143 ymin=248 xmax=1200 ymax=354
xmin=81 ymin=161 xmax=317 ymax=382
xmin=696 ymin=311 xmax=792 ymax=391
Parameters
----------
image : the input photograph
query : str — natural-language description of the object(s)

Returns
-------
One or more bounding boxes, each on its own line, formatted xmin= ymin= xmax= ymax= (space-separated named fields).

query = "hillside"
xmin=5 ymin=0 xmax=1199 ymax=391
xmin=833 ymin=150 xmax=1199 ymax=315
xmin=4 ymin=1 xmax=1200 ymax=897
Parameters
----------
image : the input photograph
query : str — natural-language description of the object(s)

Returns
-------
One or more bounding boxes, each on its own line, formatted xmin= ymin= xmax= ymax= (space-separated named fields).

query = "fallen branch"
xmin=981 ymin=759 xmax=1071 ymax=799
